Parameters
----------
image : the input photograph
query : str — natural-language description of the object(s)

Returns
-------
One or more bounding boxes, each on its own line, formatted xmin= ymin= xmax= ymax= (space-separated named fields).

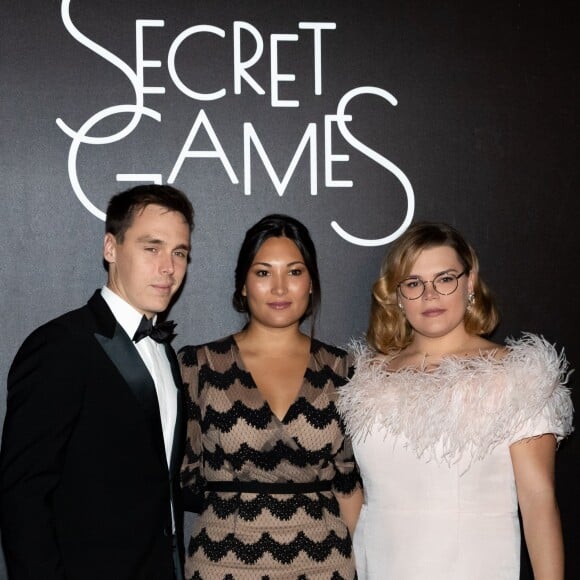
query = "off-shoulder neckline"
xmin=373 ymin=344 xmax=509 ymax=374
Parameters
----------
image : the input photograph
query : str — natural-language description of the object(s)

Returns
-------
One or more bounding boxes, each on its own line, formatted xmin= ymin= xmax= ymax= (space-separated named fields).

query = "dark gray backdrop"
xmin=1 ymin=1 xmax=578 ymax=578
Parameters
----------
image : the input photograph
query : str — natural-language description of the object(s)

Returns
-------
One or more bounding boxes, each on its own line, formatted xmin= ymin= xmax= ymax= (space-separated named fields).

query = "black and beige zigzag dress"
xmin=178 ymin=335 xmax=359 ymax=580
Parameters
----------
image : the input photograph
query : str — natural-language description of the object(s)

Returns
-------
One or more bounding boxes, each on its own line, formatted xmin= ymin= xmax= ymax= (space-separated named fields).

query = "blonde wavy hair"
xmin=367 ymin=222 xmax=499 ymax=354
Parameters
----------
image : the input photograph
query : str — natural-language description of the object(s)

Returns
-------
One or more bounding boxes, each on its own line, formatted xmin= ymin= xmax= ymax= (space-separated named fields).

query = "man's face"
xmin=104 ymin=204 xmax=191 ymax=318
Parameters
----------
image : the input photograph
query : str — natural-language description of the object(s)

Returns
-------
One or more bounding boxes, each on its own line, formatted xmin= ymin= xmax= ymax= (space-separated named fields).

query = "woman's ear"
xmin=467 ymin=270 xmax=477 ymax=295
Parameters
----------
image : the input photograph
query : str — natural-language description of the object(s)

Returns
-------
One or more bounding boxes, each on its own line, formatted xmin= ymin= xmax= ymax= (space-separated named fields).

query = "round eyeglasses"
xmin=397 ymin=270 xmax=468 ymax=300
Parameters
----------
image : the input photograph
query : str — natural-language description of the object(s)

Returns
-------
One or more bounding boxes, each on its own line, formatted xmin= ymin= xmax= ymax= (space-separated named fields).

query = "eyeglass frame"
xmin=397 ymin=269 xmax=469 ymax=300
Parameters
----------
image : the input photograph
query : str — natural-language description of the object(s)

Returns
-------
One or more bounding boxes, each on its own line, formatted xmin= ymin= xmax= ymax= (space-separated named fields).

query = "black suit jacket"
xmin=0 ymin=291 xmax=185 ymax=580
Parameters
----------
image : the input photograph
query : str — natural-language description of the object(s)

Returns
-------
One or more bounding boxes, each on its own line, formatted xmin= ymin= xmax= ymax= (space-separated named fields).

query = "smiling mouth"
xmin=267 ymin=302 xmax=292 ymax=309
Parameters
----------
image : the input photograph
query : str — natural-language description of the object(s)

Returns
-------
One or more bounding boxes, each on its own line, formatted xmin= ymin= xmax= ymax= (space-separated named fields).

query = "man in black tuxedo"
xmin=0 ymin=184 xmax=194 ymax=580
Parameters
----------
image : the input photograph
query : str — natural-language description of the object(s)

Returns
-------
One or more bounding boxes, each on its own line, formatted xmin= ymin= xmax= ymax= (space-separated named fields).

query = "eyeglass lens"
xmin=398 ymin=273 xmax=461 ymax=300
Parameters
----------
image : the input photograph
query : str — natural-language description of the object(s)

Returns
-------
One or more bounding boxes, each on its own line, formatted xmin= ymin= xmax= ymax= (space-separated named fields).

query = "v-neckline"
xmin=231 ymin=335 xmax=314 ymax=423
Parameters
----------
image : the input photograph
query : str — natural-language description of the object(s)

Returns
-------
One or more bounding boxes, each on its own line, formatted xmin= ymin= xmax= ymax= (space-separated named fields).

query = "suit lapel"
xmin=165 ymin=343 xmax=184 ymax=476
xmin=88 ymin=292 xmax=167 ymax=468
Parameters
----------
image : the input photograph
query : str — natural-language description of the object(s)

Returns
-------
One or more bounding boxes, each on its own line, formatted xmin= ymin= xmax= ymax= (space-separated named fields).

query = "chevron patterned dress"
xmin=178 ymin=335 xmax=359 ymax=580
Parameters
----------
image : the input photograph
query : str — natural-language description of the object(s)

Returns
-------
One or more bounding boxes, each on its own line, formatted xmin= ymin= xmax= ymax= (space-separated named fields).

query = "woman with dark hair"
xmin=338 ymin=222 xmax=573 ymax=579
xmin=179 ymin=214 xmax=363 ymax=579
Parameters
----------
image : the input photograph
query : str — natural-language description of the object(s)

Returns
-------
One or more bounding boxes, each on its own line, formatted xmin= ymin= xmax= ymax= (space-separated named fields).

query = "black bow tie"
xmin=133 ymin=316 xmax=176 ymax=344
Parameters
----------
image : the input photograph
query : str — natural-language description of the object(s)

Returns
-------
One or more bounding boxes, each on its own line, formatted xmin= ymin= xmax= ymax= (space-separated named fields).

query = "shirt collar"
xmin=101 ymin=286 xmax=157 ymax=342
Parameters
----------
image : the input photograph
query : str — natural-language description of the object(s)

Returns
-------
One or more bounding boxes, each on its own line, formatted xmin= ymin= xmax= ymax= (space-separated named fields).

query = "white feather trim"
xmin=338 ymin=333 xmax=574 ymax=465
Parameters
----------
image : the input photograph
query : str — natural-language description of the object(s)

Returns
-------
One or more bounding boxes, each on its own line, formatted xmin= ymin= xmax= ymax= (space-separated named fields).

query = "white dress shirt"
xmin=100 ymin=286 xmax=178 ymax=468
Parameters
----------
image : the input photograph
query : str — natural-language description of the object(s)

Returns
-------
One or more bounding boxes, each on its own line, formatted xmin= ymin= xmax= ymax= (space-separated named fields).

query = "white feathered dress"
xmin=337 ymin=334 xmax=573 ymax=580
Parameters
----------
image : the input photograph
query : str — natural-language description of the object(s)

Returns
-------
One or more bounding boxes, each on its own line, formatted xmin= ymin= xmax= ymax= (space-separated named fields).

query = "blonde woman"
xmin=339 ymin=222 xmax=573 ymax=580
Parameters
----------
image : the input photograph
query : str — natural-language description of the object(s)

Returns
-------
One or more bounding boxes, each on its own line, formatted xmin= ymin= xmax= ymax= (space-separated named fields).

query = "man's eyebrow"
xmin=136 ymin=235 xmax=164 ymax=244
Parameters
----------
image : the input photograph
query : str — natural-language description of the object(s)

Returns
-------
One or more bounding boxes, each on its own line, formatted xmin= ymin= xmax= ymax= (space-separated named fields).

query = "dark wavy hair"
xmin=232 ymin=214 xmax=321 ymax=329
